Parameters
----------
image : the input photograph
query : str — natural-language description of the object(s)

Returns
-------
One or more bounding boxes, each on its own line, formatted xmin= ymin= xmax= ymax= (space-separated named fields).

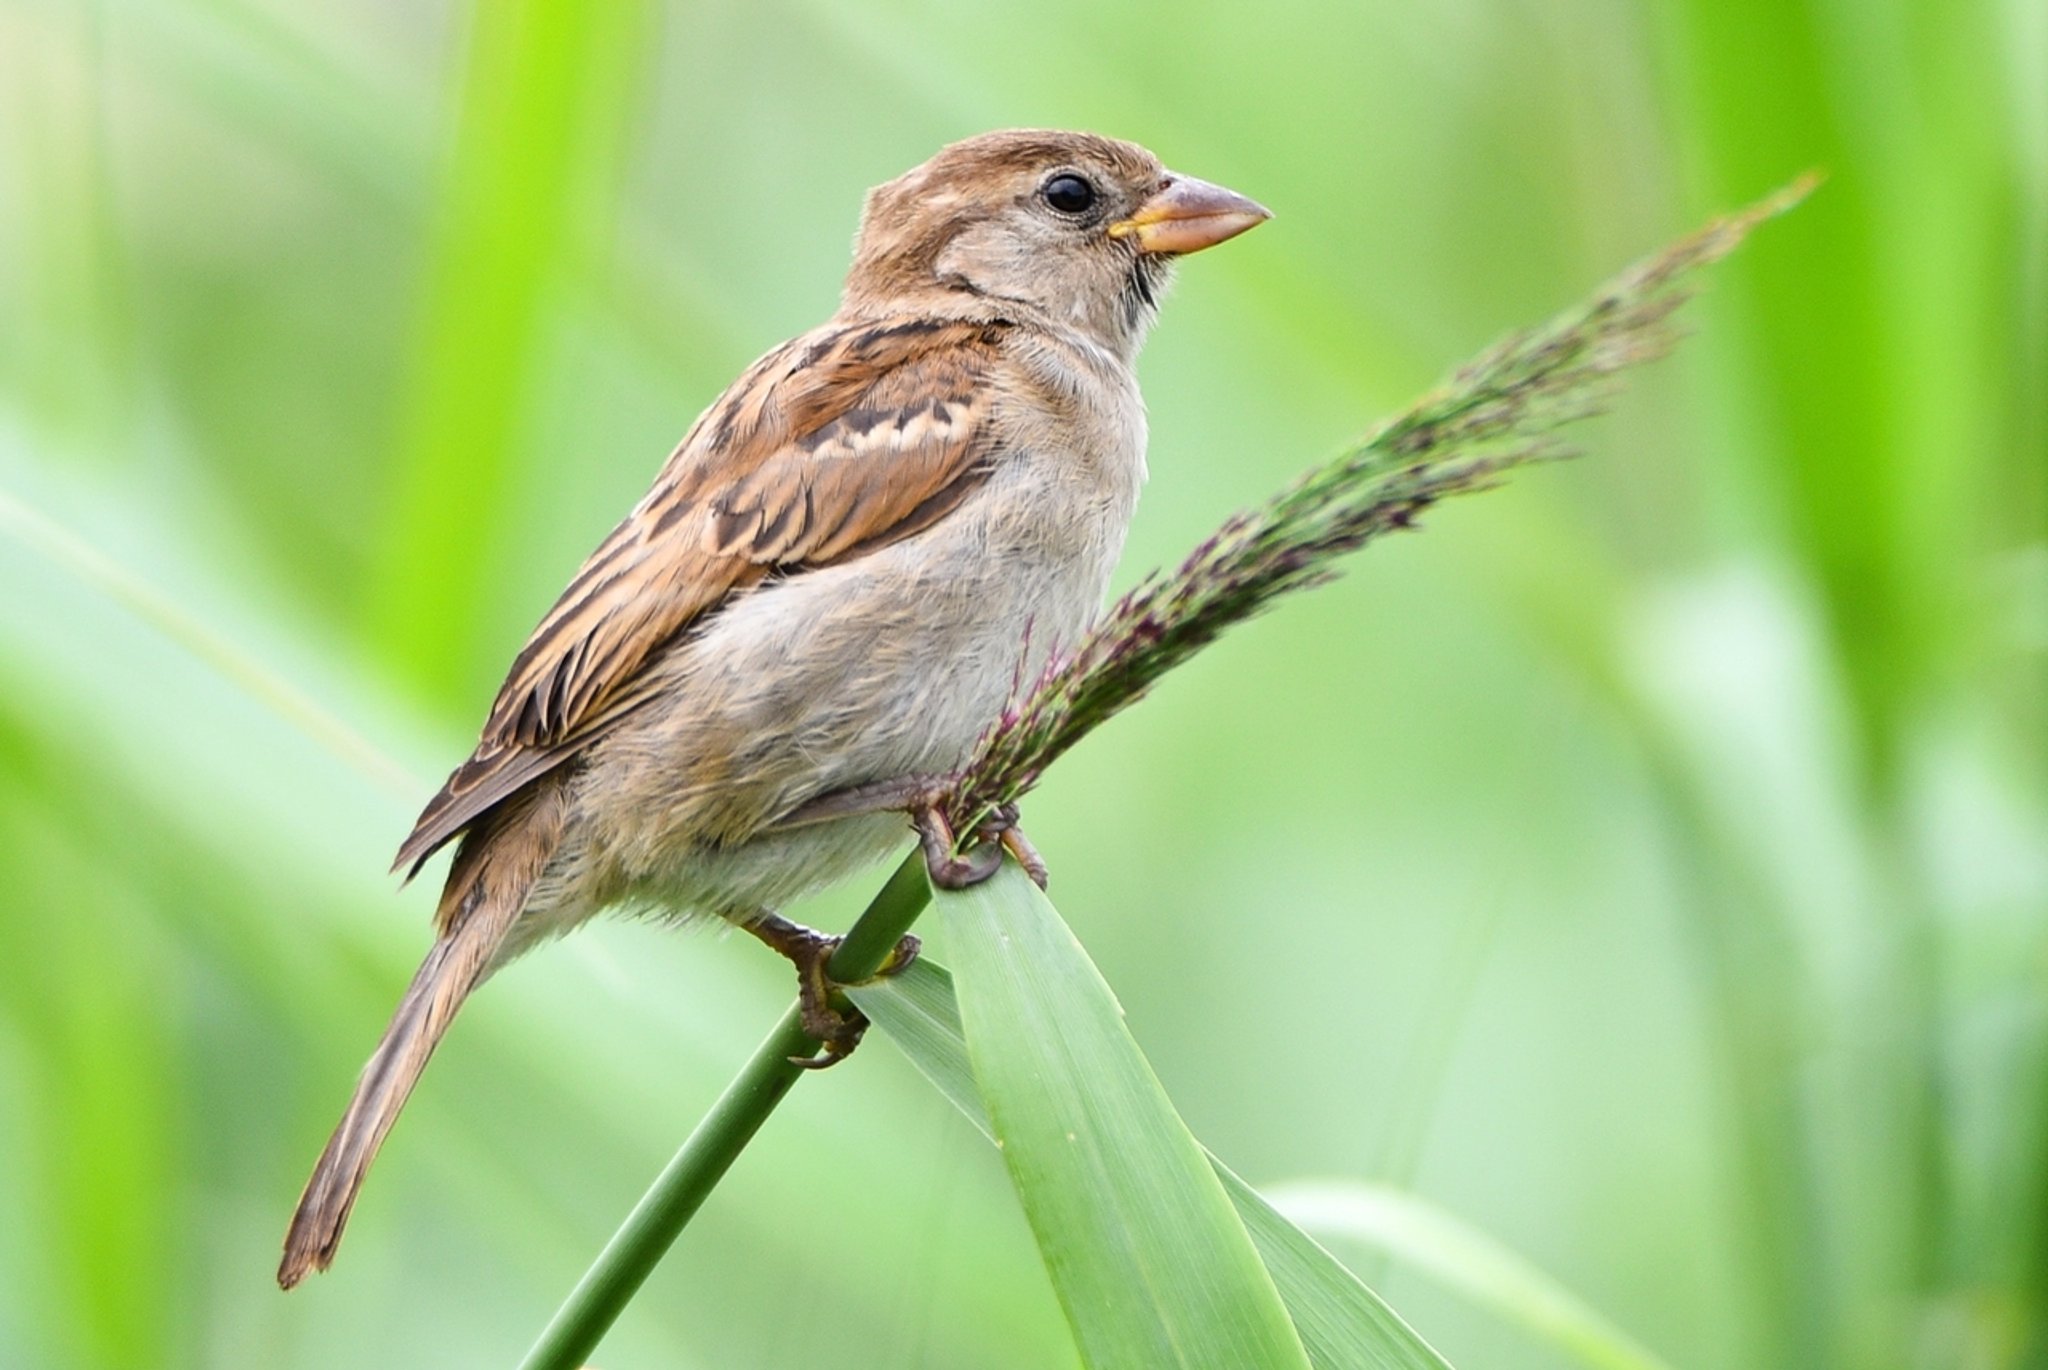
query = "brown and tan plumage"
xmin=280 ymin=129 xmax=1266 ymax=1288
xmin=394 ymin=318 xmax=1009 ymax=880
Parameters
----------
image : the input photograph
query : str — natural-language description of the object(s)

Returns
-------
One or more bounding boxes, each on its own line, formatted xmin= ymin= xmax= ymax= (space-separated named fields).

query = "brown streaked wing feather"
xmin=705 ymin=349 xmax=1000 ymax=563
xmin=392 ymin=316 xmax=1009 ymax=878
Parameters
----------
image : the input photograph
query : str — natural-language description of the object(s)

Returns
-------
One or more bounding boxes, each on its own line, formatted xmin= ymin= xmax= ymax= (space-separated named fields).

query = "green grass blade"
xmin=1222 ymin=1170 xmax=1451 ymax=1370
xmin=938 ymin=862 xmax=1311 ymax=1370
xmin=846 ymin=955 xmax=988 ymax=1131
xmin=854 ymin=936 xmax=1448 ymax=1370
xmin=1269 ymin=1181 xmax=1677 ymax=1370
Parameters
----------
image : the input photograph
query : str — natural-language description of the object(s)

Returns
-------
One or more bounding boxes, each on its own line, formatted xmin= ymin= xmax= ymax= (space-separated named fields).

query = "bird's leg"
xmin=772 ymin=774 xmax=1054 ymax=889
xmin=768 ymin=774 xmax=951 ymax=831
xmin=913 ymin=802 xmax=1049 ymax=891
xmin=740 ymin=911 xmax=921 ymax=1069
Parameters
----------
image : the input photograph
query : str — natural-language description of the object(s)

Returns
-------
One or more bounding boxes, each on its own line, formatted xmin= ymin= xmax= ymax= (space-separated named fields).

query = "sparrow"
xmin=279 ymin=128 xmax=1267 ymax=1288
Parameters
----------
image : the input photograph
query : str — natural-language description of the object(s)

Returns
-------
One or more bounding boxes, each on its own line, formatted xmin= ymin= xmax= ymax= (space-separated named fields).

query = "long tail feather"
xmin=277 ymin=907 xmax=502 ymax=1288
xmin=279 ymin=785 xmax=564 ymax=1288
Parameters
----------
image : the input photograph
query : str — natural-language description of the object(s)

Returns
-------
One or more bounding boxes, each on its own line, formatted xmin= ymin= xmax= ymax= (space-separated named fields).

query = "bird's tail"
xmin=278 ymin=787 xmax=564 ymax=1289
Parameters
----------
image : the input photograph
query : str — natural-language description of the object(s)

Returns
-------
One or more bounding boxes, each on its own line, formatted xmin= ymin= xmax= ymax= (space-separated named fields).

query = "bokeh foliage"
xmin=0 ymin=1 xmax=2040 ymax=1367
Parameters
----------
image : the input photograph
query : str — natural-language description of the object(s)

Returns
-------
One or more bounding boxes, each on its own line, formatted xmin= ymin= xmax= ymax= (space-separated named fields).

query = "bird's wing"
xmin=394 ymin=315 xmax=1011 ymax=878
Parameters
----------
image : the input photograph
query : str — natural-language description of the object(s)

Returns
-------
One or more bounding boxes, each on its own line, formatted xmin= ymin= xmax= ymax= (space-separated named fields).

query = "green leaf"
xmin=853 ymin=929 xmax=1450 ymax=1370
xmin=935 ymin=862 xmax=1311 ymax=1370
xmin=1267 ymin=1181 xmax=1677 ymax=1370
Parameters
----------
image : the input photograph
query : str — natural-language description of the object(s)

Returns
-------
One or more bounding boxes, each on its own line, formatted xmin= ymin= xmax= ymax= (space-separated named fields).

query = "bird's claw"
xmin=744 ymin=913 xmax=919 ymax=1068
xmin=997 ymin=817 xmax=1050 ymax=890
xmin=915 ymin=803 xmax=1049 ymax=890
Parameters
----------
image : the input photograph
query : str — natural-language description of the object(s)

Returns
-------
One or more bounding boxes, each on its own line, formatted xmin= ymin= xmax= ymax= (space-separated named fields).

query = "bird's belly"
xmin=570 ymin=479 xmax=1126 ymax=917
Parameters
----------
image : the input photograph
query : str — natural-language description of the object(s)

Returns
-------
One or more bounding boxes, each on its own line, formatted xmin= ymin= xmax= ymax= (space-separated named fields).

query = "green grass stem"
xmin=516 ymin=851 xmax=930 ymax=1370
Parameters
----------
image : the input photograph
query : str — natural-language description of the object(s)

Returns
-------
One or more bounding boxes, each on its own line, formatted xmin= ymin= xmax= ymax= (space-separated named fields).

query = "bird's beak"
xmin=1108 ymin=174 xmax=1270 ymax=255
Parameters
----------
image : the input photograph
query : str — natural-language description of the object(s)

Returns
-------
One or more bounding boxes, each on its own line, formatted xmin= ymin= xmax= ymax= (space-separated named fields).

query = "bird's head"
xmin=843 ymin=129 xmax=1268 ymax=360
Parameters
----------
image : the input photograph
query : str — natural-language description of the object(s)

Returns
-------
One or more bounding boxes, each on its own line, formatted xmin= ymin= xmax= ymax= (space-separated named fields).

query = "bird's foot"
xmin=742 ymin=911 xmax=920 ymax=1069
xmin=914 ymin=802 xmax=1049 ymax=891
xmin=768 ymin=777 xmax=1051 ymax=891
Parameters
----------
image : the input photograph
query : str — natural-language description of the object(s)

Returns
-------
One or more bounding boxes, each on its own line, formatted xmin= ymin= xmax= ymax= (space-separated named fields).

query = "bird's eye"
xmin=1041 ymin=174 xmax=1097 ymax=215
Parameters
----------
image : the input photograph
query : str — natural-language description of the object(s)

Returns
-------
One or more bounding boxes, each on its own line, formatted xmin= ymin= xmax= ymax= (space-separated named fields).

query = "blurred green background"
xmin=1 ymin=0 xmax=2041 ymax=1366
